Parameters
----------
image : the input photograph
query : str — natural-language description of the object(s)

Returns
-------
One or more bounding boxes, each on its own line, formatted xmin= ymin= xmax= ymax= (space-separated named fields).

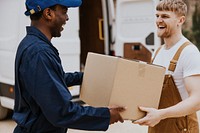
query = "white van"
xmin=0 ymin=0 xmax=160 ymax=120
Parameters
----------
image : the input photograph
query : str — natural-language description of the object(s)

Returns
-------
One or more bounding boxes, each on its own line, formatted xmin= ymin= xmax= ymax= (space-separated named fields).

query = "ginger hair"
xmin=156 ymin=0 xmax=187 ymax=17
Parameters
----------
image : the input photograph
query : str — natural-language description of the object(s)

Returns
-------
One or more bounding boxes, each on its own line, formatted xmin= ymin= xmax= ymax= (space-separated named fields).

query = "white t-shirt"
xmin=153 ymin=36 xmax=200 ymax=100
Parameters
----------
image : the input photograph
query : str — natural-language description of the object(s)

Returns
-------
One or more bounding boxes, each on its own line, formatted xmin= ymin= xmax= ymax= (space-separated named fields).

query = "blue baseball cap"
xmin=25 ymin=0 xmax=82 ymax=16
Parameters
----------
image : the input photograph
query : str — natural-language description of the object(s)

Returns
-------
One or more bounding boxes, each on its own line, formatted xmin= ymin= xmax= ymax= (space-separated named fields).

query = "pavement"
xmin=1 ymin=111 xmax=200 ymax=133
xmin=0 ymin=116 xmax=147 ymax=133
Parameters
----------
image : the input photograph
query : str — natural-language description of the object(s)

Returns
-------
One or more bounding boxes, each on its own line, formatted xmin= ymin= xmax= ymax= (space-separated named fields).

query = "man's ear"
xmin=43 ymin=8 xmax=55 ymax=20
xmin=178 ymin=16 xmax=186 ymax=26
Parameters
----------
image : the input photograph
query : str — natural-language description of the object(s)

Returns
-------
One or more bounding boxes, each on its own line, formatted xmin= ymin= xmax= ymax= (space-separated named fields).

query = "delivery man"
xmin=13 ymin=0 xmax=125 ymax=132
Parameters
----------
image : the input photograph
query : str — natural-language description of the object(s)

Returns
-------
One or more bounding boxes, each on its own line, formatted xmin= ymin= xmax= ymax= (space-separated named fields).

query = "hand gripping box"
xmin=80 ymin=52 xmax=165 ymax=120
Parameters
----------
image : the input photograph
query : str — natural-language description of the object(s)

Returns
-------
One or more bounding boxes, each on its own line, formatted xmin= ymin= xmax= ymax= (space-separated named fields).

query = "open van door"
xmin=79 ymin=0 xmax=116 ymax=68
xmin=79 ymin=0 xmax=106 ymax=67
xmin=115 ymin=0 xmax=160 ymax=63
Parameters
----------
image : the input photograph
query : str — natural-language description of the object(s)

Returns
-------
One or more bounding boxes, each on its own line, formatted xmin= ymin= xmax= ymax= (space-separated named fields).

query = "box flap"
xmin=109 ymin=58 xmax=165 ymax=120
xmin=80 ymin=52 xmax=119 ymax=106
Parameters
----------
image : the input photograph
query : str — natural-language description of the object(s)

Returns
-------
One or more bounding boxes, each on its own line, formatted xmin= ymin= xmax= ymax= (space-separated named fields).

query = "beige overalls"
xmin=148 ymin=42 xmax=199 ymax=133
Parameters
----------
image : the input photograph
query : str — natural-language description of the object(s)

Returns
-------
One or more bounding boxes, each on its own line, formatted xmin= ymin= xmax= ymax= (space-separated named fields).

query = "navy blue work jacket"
xmin=13 ymin=26 xmax=110 ymax=133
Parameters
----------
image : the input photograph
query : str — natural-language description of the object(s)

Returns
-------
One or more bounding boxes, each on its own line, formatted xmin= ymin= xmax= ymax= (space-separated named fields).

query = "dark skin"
xmin=30 ymin=4 xmax=125 ymax=125
xmin=31 ymin=5 xmax=68 ymax=40
xmin=108 ymin=106 xmax=125 ymax=124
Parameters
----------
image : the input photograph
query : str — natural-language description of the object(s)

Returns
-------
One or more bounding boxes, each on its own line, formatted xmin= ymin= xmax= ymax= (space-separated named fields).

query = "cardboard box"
xmin=80 ymin=52 xmax=165 ymax=120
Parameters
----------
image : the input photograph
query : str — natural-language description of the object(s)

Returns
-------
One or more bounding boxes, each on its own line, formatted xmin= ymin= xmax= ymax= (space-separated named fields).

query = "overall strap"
xmin=151 ymin=46 xmax=162 ymax=63
xmin=168 ymin=41 xmax=190 ymax=72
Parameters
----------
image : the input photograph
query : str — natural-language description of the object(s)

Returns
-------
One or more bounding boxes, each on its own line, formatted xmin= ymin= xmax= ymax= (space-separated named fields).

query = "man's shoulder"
xmin=18 ymin=35 xmax=52 ymax=60
xmin=20 ymin=35 xmax=49 ymax=51
xmin=182 ymin=44 xmax=199 ymax=55
xmin=179 ymin=43 xmax=200 ymax=65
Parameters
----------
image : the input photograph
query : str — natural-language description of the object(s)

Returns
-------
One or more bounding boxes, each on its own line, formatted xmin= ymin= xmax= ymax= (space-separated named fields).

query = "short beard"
xmin=157 ymin=31 xmax=171 ymax=38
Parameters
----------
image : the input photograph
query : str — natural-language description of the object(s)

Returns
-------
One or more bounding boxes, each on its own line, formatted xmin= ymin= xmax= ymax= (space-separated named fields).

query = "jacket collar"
xmin=26 ymin=26 xmax=59 ymax=54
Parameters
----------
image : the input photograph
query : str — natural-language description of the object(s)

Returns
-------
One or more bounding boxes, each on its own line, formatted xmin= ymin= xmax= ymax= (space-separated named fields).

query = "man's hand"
xmin=133 ymin=106 xmax=162 ymax=127
xmin=109 ymin=106 xmax=126 ymax=124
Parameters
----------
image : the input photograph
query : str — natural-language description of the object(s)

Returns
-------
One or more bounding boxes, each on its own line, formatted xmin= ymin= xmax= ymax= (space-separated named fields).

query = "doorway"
xmin=79 ymin=0 xmax=105 ymax=69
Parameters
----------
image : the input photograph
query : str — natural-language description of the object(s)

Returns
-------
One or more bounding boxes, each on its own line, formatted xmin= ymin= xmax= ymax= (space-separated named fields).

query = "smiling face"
xmin=155 ymin=0 xmax=187 ymax=39
xmin=50 ymin=5 xmax=69 ymax=37
xmin=156 ymin=11 xmax=180 ymax=38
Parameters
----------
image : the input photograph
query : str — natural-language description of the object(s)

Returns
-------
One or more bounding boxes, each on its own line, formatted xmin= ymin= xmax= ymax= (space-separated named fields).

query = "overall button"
xmin=183 ymin=128 xmax=187 ymax=132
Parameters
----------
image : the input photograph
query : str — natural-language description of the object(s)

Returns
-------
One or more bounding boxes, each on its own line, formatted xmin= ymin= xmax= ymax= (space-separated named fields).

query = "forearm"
xmin=160 ymin=95 xmax=200 ymax=120
xmin=64 ymin=72 xmax=83 ymax=86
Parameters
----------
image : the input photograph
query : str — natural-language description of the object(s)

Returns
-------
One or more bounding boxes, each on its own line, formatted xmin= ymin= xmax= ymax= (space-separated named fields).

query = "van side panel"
xmin=115 ymin=0 xmax=160 ymax=59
